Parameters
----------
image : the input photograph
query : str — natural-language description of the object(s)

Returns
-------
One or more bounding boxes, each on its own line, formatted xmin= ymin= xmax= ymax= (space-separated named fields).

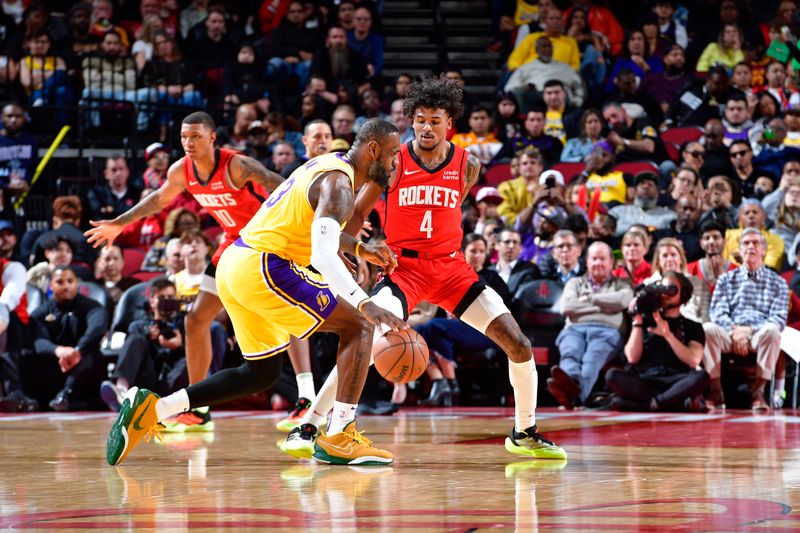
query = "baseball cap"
xmin=144 ymin=142 xmax=169 ymax=162
xmin=249 ymin=120 xmax=267 ymax=132
xmin=538 ymin=169 xmax=565 ymax=187
xmin=329 ymin=139 xmax=350 ymax=152
xmin=592 ymin=140 xmax=614 ymax=155
xmin=0 ymin=220 xmax=13 ymax=232
xmin=634 ymin=171 xmax=659 ymax=187
xmin=475 ymin=186 xmax=503 ymax=204
xmin=536 ymin=204 xmax=567 ymax=227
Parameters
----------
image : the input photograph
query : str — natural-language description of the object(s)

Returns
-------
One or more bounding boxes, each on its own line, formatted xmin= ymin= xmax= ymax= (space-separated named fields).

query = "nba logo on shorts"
xmin=316 ymin=291 xmax=331 ymax=312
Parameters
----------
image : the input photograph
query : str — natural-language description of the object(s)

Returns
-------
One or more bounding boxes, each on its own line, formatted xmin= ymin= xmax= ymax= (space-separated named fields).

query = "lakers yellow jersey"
xmin=240 ymin=152 xmax=355 ymax=266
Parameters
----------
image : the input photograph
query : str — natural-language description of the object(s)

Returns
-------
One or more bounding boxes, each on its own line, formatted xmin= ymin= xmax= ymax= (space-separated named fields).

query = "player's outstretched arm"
xmin=84 ymin=160 xmax=186 ymax=248
xmin=309 ymin=172 xmax=405 ymax=331
xmin=229 ymin=153 xmax=285 ymax=192
xmin=462 ymin=154 xmax=481 ymax=202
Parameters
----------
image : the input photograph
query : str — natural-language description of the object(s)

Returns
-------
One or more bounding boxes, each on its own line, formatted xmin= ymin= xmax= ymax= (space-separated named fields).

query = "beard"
xmin=367 ymin=159 xmax=390 ymax=189
xmin=634 ymin=195 xmax=658 ymax=210
xmin=329 ymin=47 xmax=348 ymax=78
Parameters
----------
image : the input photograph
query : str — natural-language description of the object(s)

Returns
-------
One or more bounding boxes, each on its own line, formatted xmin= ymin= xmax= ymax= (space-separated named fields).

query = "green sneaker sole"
xmin=504 ymin=437 xmax=568 ymax=460
xmin=106 ymin=395 xmax=134 ymax=465
xmin=276 ymin=419 xmax=300 ymax=433
xmin=278 ymin=439 xmax=314 ymax=459
xmin=312 ymin=444 xmax=393 ymax=466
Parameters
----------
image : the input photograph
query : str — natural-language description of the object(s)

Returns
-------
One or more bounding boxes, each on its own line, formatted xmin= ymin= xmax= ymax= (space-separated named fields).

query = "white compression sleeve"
xmin=310 ymin=217 xmax=370 ymax=309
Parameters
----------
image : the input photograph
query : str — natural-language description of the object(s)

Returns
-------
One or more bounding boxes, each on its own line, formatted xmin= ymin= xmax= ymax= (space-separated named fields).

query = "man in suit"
xmin=490 ymin=228 xmax=539 ymax=296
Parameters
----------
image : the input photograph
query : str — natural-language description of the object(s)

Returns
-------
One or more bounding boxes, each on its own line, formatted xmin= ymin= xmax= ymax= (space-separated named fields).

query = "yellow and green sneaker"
xmin=106 ymin=387 xmax=161 ymax=466
xmin=504 ymin=424 xmax=567 ymax=460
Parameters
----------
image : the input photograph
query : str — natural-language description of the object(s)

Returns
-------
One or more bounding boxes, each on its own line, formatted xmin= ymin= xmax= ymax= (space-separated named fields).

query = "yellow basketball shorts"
xmin=216 ymin=239 xmax=337 ymax=359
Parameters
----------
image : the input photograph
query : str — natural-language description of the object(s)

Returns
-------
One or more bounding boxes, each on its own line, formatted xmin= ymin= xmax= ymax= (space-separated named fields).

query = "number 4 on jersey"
xmin=420 ymin=210 xmax=432 ymax=238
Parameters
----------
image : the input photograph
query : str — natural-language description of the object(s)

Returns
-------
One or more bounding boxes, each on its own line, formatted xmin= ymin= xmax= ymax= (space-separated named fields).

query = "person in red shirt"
xmin=613 ymin=228 xmax=653 ymax=286
xmin=85 ymin=111 xmax=314 ymax=431
xmin=282 ymin=75 xmax=566 ymax=461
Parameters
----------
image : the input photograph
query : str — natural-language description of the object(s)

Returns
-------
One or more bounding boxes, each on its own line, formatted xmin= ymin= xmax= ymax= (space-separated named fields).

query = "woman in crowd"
xmin=641 ymin=237 xmax=711 ymax=323
xmin=613 ymin=229 xmax=653 ymax=285
xmin=659 ymin=165 xmax=703 ymax=209
xmin=696 ymin=23 xmax=744 ymax=72
xmin=493 ymin=92 xmax=523 ymax=146
xmin=561 ymin=109 xmax=604 ymax=163
xmin=605 ymin=30 xmax=663 ymax=92
xmin=141 ymin=208 xmax=200 ymax=272
xmin=132 ymin=14 xmax=163 ymax=72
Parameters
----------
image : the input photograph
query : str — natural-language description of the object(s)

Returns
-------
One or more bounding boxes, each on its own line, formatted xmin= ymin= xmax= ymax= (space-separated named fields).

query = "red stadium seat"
xmin=484 ymin=163 xmax=511 ymax=187
xmin=664 ymin=141 xmax=680 ymax=163
xmin=551 ymin=162 xmax=585 ymax=183
xmin=205 ymin=224 xmax=224 ymax=245
xmin=131 ymin=271 xmax=163 ymax=283
xmin=614 ymin=161 xmax=659 ymax=176
xmin=121 ymin=248 xmax=145 ymax=278
xmin=661 ymin=126 xmax=704 ymax=147
xmin=781 ymin=270 xmax=794 ymax=286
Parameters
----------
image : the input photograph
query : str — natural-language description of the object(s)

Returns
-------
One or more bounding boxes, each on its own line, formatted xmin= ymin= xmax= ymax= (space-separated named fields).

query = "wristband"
xmin=357 ymin=297 xmax=371 ymax=312
xmin=355 ymin=241 xmax=363 ymax=257
xmin=632 ymin=323 xmax=644 ymax=328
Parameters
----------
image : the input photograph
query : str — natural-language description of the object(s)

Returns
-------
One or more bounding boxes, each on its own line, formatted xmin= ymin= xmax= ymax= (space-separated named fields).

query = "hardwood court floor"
xmin=0 ymin=407 xmax=799 ymax=531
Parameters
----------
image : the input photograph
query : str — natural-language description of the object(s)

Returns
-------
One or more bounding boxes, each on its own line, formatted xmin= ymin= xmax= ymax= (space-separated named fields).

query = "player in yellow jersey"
xmin=106 ymin=119 xmax=407 ymax=466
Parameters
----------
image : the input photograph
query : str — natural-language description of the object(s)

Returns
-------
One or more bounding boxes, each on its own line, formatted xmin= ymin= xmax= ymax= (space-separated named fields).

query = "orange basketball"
xmin=373 ymin=329 xmax=429 ymax=384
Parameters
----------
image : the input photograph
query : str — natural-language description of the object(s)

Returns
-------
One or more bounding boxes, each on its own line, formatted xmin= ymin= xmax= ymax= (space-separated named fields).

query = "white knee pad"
xmin=200 ymin=272 xmax=218 ymax=296
xmin=459 ymin=286 xmax=509 ymax=334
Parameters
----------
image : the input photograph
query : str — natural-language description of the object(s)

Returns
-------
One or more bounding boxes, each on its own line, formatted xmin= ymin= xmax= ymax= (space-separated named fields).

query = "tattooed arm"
xmin=462 ymin=154 xmax=481 ymax=202
xmin=229 ymin=153 xmax=285 ymax=193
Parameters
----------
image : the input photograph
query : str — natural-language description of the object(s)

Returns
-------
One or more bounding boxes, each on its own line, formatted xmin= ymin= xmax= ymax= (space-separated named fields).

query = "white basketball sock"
xmin=295 ymin=372 xmax=315 ymax=401
xmin=155 ymin=389 xmax=190 ymax=421
xmin=302 ymin=367 xmax=338 ymax=428
xmin=328 ymin=401 xmax=357 ymax=435
xmin=508 ymin=359 xmax=536 ymax=432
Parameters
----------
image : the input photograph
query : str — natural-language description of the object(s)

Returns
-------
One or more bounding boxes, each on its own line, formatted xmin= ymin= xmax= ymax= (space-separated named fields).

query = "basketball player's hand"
xmin=338 ymin=251 xmax=357 ymax=274
xmin=85 ymin=219 xmax=124 ymax=248
xmin=360 ymin=243 xmax=397 ymax=275
xmin=361 ymin=301 xmax=407 ymax=331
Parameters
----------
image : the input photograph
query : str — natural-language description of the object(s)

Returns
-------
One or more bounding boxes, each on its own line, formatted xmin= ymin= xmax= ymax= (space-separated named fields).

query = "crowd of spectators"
xmin=0 ymin=0 xmax=799 ymax=414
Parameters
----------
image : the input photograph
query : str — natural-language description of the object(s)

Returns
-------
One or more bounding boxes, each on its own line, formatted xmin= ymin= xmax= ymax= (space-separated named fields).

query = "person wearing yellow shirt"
xmin=574 ymin=141 xmax=631 ymax=207
xmin=696 ymin=24 xmax=745 ymax=73
xmin=508 ymin=7 xmax=580 ymax=71
xmin=723 ymin=199 xmax=785 ymax=271
xmin=497 ymin=146 xmax=543 ymax=225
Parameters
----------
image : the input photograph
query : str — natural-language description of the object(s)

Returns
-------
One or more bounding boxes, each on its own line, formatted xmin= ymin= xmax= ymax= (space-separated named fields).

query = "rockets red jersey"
xmin=385 ymin=141 xmax=467 ymax=254
xmin=183 ymin=148 xmax=268 ymax=265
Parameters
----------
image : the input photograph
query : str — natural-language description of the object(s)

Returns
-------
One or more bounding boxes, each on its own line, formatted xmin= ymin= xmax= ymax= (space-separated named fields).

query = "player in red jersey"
xmin=281 ymin=75 xmax=566 ymax=460
xmin=85 ymin=112 xmax=315 ymax=431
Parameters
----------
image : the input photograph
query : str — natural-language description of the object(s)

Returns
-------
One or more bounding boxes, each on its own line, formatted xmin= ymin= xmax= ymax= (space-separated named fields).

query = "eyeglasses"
xmin=686 ymin=150 xmax=705 ymax=158
xmin=730 ymin=150 xmax=749 ymax=158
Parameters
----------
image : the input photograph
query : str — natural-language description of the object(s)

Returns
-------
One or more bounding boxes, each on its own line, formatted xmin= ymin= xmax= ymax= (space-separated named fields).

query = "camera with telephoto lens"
xmin=153 ymin=296 xmax=183 ymax=340
xmin=545 ymin=176 xmax=556 ymax=189
xmin=632 ymin=283 xmax=678 ymax=315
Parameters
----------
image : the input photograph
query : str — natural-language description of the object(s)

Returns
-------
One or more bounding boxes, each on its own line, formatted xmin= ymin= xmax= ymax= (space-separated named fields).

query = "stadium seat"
xmin=204 ymin=224 xmax=224 ymax=245
xmin=122 ymin=248 xmax=145 ymax=278
xmin=664 ymin=141 xmax=680 ymax=163
xmin=781 ymin=270 xmax=793 ymax=286
xmin=79 ymin=281 xmax=112 ymax=315
xmin=551 ymin=162 xmax=585 ymax=183
xmin=484 ymin=163 xmax=511 ymax=187
xmin=661 ymin=126 xmax=704 ymax=147
xmin=614 ymin=161 xmax=659 ymax=176
xmin=109 ymin=282 xmax=151 ymax=334
xmin=131 ymin=270 xmax=163 ymax=283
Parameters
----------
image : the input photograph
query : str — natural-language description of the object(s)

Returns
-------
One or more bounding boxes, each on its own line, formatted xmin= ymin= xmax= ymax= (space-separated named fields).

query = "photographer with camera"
xmin=606 ymin=272 xmax=709 ymax=412
xmin=550 ymin=241 xmax=633 ymax=409
xmin=99 ymin=278 xmax=187 ymax=411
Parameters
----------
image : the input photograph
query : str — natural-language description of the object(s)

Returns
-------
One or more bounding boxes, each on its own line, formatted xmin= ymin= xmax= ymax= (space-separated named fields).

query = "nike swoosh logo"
xmin=450 ymin=251 xmax=457 ymax=258
xmin=404 ymin=169 xmax=421 ymax=175
xmin=349 ymin=289 xmax=357 ymax=296
xmin=322 ymin=440 xmax=355 ymax=455
xmin=189 ymin=180 xmax=198 ymax=185
xmin=132 ymin=397 xmax=154 ymax=431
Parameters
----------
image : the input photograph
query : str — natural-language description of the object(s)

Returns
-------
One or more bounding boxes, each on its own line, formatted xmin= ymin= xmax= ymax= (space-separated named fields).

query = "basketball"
xmin=373 ymin=329 xmax=429 ymax=384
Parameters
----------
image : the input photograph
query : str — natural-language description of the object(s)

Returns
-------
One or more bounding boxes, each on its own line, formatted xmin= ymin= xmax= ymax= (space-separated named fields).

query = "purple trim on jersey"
xmin=262 ymin=253 xmax=337 ymax=320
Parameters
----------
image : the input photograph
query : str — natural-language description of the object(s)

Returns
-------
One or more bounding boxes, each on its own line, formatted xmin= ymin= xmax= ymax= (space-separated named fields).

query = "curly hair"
xmin=403 ymin=74 xmax=464 ymax=120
